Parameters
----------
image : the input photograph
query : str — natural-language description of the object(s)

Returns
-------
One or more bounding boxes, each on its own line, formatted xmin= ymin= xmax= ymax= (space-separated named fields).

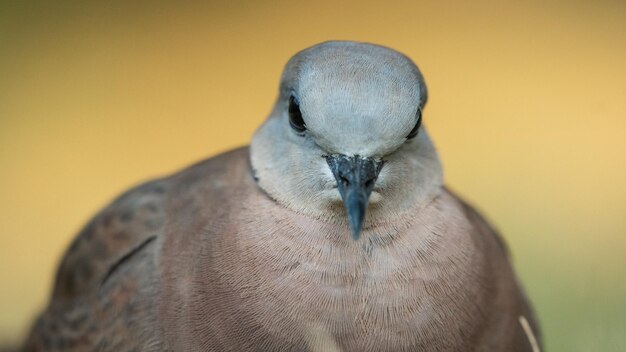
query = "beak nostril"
xmin=325 ymin=154 xmax=384 ymax=239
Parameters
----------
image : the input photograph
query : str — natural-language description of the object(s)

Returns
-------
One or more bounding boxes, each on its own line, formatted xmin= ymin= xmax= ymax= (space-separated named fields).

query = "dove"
xmin=22 ymin=41 xmax=541 ymax=351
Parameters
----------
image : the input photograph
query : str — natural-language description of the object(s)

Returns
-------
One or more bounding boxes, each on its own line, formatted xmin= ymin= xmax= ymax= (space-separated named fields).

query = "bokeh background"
xmin=1 ymin=0 xmax=625 ymax=350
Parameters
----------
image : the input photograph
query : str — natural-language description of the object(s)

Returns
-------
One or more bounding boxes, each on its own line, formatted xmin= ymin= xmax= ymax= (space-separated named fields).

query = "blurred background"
xmin=1 ymin=0 xmax=624 ymax=350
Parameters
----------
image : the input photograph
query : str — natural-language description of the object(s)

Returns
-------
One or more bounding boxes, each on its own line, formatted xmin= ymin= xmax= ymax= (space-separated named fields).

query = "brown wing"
xmin=21 ymin=179 xmax=169 ymax=351
xmin=47 ymin=181 xmax=167 ymax=304
xmin=50 ymin=179 xmax=169 ymax=305
xmin=444 ymin=186 xmax=542 ymax=351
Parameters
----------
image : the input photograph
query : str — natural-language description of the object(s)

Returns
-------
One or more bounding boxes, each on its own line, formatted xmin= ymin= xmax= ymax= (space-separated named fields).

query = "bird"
xmin=22 ymin=41 xmax=541 ymax=351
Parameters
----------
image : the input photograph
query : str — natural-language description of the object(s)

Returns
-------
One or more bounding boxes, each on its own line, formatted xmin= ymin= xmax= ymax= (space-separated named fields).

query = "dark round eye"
xmin=288 ymin=95 xmax=306 ymax=133
xmin=406 ymin=107 xmax=422 ymax=139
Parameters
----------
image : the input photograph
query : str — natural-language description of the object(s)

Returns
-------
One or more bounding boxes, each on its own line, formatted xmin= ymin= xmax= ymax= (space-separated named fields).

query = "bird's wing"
xmin=50 ymin=179 xmax=169 ymax=305
xmin=21 ymin=179 xmax=170 ymax=351
xmin=444 ymin=186 xmax=542 ymax=351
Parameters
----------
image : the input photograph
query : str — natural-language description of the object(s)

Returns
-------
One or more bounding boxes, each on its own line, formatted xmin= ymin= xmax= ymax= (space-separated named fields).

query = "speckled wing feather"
xmin=22 ymin=179 xmax=170 ymax=351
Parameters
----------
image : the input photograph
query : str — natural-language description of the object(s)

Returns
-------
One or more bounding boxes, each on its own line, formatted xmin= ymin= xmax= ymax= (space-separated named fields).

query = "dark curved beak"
xmin=325 ymin=155 xmax=384 ymax=240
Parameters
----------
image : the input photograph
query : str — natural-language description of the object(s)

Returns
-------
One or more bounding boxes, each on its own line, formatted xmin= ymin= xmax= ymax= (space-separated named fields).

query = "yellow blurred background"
xmin=1 ymin=0 xmax=624 ymax=350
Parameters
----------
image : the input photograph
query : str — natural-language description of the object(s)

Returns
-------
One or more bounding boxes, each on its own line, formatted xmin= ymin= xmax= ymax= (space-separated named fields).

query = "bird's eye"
xmin=288 ymin=95 xmax=306 ymax=133
xmin=406 ymin=107 xmax=422 ymax=139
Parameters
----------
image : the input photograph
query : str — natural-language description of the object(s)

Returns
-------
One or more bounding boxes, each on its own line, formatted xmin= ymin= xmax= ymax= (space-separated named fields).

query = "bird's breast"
xmin=201 ymin=191 xmax=488 ymax=351
xmin=161 ymin=165 xmax=489 ymax=351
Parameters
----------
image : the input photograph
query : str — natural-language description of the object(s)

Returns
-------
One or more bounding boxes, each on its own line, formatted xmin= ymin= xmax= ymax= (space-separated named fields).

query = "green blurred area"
xmin=1 ymin=1 xmax=625 ymax=350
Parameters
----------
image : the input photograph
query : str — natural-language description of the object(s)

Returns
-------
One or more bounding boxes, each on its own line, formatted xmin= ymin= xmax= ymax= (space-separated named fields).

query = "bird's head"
xmin=251 ymin=41 xmax=443 ymax=240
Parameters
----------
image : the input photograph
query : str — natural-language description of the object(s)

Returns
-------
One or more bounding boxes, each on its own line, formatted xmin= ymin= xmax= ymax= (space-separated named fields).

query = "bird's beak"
xmin=325 ymin=155 xmax=384 ymax=240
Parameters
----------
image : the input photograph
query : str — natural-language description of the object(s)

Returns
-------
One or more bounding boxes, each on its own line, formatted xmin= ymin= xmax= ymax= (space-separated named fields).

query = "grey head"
xmin=250 ymin=41 xmax=443 ymax=239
